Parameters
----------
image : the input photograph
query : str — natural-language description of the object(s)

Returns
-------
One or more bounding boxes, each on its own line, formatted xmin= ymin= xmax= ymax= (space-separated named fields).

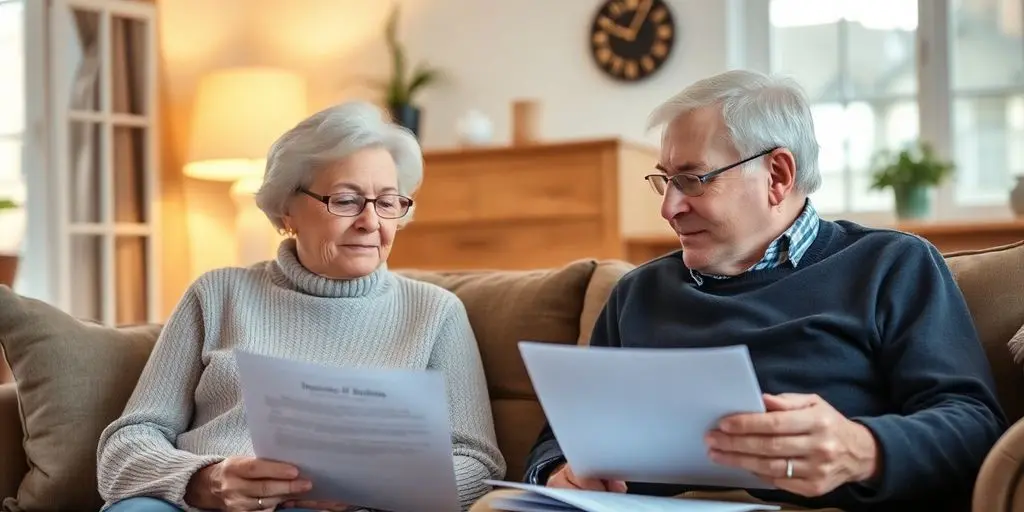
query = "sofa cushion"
xmin=944 ymin=241 xmax=1024 ymax=423
xmin=0 ymin=287 xmax=160 ymax=512
xmin=577 ymin=260 xmax=635 ymax=346
xmin=397 ymin=259 xmax=596 ymax=480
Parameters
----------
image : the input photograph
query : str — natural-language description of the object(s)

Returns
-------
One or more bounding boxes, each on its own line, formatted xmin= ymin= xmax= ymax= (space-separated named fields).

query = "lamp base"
xmin=230 ymin=177 xmax=281 ymax=267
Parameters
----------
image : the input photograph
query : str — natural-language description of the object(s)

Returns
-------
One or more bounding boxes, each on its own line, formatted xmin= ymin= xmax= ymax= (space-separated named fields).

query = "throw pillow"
xmin=0 ymin=286 xmax=160 ymax=512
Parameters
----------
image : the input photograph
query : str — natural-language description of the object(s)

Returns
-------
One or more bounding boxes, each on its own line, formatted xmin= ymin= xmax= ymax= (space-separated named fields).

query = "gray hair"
xmin=647 ymin=69 xmax=821 ymax=195
xmin=255 ymin=101 xmax=424 ymax=230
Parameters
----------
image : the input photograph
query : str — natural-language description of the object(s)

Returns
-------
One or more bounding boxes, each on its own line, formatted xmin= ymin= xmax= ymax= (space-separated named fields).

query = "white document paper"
xmin=484 ymin=481 xmax=779 ymax=512
xmin=234 ymin=350 xmax=460 ymax=512
xmin=519 ymin=342 xmax=770 ymax=489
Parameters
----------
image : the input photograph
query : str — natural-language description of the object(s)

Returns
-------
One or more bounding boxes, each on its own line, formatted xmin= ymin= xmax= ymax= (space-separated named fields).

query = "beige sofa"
xmin=1 ymin=244 xmax=1023 ymax=512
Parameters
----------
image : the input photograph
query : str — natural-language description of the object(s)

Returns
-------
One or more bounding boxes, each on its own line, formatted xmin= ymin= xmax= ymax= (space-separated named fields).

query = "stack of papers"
xmin=518 ymin=342 xmax=769 ymax=489
xmin=485 ymin=481 xmax=780 ymax=512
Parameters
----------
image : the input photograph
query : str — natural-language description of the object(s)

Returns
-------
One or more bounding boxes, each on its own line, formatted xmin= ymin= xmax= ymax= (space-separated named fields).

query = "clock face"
xmin=589 ymin=0 xmax=675 ymax=82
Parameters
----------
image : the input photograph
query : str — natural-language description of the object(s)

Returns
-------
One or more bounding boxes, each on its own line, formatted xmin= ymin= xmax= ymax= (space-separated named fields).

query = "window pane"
xmin=770 ymin=0 xmax=840 ymax=101
xmin=809 ymin=104 xmax=851 ymax=212
xmin=845 ymin=0 xmax=918 ymax=97
xmin=69 ymin=121 xmax=103 ymax=223
xmin=69 ymin=234 xmax=103 ymax=321
xmin=951 ymin=0 xmax=1024 ymax=91
xmin=811 ymin=103 xmax=847 ymax=173
xmin=61 ymin=8 xmax=102 ymax=112
xmin=852 ymin=100 xmax=917 ymax=211
xmin=0 ymin=0 xmax=24 ymax=135
xmin=0 ymin=137 xmax=23 ymax=201
xmin=953 ymin=95 xmax=1024 ymax=203
xmin=115 ymin=235 xmax=148 ymax=324
xmin=812 ymin=172 xmax=847 ymax=215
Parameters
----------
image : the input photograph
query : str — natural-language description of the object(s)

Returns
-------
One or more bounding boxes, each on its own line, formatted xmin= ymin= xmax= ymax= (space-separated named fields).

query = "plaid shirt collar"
xmin=691 ymin=200 xmax=820 ymax=286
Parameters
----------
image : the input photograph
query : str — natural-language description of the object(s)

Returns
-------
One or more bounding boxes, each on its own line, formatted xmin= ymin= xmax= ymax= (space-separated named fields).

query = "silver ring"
xmin=785 ymin=458 xmax=794 ymax=478
xmin=257 ymin=497 xmax=264 ymax=508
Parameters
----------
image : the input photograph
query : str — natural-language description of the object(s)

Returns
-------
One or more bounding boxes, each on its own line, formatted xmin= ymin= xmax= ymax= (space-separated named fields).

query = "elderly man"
xmin=471 ymin=70 xmax=1006 ymax=512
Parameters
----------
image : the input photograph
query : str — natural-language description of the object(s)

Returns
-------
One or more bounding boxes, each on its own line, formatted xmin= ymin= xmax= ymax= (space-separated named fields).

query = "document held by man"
xmin=518 ymin=342 xmax=771 ymax=489
xmin=484 ymin=481 xmax=780 ymax=512
xmin=235 ymin=350 xmax=460 ymax=512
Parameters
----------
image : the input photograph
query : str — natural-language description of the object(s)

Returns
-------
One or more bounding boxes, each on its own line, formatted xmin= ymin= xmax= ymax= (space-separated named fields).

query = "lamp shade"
xmin=184 ymin=67 xmax=308 ymax=182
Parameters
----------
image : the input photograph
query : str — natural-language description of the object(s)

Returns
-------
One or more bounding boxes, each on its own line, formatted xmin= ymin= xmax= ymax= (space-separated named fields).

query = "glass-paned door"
xmin=50 ymin=0 xmax=159 ymax=324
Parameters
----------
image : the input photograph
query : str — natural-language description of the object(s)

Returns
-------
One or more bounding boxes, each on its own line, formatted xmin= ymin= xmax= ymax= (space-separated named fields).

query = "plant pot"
xmin=894 ymin=185 xmax=931 ymax=220
xmin=1011 ymin=175 xmax=1024 ymax=217
xmin=388 ymin=103 xmax=421 ymax=139
xmin=0 ymin=253 xmax=18 ymax=288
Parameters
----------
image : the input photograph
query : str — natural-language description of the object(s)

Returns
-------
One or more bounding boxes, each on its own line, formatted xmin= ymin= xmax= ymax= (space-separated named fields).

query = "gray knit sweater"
xmin=96 ymin=239 xmax=506 ymax=511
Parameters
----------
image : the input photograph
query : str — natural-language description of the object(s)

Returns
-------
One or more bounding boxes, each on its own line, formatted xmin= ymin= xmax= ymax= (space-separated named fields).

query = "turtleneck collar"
xmin=271 ymin=238 xmax=392 ymax=298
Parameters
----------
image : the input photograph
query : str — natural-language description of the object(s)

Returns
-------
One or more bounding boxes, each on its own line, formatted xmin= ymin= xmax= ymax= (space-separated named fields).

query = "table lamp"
xmin=184 ymin=67 xmax=308 ymax=266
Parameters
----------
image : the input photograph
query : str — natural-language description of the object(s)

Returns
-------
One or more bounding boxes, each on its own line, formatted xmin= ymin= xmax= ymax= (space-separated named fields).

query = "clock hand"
xmin=626 ymin=0 xmax=654 ymax=40
xmin=598 ymin=16 xmax=633 ymax=40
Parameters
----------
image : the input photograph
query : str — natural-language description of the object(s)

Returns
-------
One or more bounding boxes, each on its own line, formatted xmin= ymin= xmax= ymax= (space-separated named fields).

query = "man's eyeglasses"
xmin=644 ymin=147 xmax=778 ymax=197
xmin=298 ymin=188 xmax=413 ymax=219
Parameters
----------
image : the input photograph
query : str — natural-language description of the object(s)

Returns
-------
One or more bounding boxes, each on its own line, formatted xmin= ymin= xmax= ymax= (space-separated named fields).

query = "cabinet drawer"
xmin=407 ymin=170 xmax=475 ymax=224
xmin=389 ymin=220 xmax=612 ymax=270
xmin=472 ymin=156 xmax=603 ymax=221
xmin=416 ymin=152 xmax=607 ymax=224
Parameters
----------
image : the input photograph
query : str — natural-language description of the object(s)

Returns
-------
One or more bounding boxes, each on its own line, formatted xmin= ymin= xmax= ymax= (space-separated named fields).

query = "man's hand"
xmin=547 ymin=463 xmax=628 ymax=493
xmin=185 ymin=456 xmax=313 ymax=511
xmin=705 ymin=393 xmax=880 ymax=497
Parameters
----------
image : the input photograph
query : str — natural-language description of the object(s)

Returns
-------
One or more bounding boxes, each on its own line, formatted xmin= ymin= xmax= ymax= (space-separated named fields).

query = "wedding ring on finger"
xmin=785 ymin=458 xmax=794 ymax=479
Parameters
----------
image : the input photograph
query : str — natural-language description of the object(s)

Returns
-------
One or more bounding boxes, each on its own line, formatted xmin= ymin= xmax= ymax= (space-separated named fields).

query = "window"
xmin=742 ymin=0 xmax=1023 ymax=218
xmin=949 ymin=0 xmax=1024 ymax=205
xmin=10 ymin=0 xmax=160 ymax=324
xmin=0 ymin=0 xmax=25 ymax=254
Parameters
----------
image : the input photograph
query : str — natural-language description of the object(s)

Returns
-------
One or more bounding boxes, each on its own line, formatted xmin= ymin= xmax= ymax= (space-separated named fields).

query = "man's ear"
xmin=767 ymin=149 xmax=797 ymax=207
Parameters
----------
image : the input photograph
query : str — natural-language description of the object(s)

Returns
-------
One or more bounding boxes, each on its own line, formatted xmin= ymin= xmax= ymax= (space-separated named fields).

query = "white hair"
xmin=647 ymin=69 xmax=821 ymax=195
xmin=255 ymin=101 xmax=424 ymax=230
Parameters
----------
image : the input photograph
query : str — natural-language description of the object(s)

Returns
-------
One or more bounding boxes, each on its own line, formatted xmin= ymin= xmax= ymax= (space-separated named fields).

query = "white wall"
xmin=159 ymin=0 xmax=738 ymax=278
xmin=246 ymin=0 xmax=735 ymax=149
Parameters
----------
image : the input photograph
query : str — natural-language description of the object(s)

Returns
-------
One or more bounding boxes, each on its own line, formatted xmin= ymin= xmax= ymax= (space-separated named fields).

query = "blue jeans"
xmin=106 ymin=496 xmax=321 ymax=511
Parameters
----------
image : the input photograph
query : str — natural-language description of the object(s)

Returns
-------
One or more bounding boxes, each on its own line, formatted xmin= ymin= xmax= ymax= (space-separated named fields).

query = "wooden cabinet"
xmin=387 ymin=138 xmax=660 ymax=270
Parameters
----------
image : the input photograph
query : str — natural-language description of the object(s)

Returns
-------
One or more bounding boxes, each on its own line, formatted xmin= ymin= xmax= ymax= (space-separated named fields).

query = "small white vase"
xmin=1011 ymin=175 xmax=1024 ymax=217
xmin=456 ymin=109 xmax=493 ymax=146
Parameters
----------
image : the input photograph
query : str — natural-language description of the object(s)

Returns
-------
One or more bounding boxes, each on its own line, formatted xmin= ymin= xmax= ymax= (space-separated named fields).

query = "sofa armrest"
xmin=974 ymin=417 xmax=1024 ymax=512
xmin=0 ymin=383 xmax=26 ymax=502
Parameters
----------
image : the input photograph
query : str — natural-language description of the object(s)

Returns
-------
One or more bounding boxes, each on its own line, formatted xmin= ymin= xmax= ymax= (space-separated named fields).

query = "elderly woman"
xmin=96 ymin=101 xmax=505 ymax=512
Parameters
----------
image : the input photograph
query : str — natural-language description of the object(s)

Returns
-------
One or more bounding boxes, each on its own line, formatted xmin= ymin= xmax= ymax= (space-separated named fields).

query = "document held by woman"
xmin=234 ymin=350 xmax=461 ymax=512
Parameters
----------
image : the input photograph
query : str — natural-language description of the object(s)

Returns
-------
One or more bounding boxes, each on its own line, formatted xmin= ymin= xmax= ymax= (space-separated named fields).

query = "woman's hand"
xmin=185 ymin=456 xmax=313 ymax=511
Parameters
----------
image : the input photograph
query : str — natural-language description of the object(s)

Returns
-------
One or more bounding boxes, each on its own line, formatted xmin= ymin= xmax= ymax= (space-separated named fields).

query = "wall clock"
xmin=588 ymin=0 xmax=676 ymax=82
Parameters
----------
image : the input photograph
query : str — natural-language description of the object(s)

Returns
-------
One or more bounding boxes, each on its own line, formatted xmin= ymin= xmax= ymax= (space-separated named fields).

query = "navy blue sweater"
xmin=525 ymin=220 xmax=1006 ymax=512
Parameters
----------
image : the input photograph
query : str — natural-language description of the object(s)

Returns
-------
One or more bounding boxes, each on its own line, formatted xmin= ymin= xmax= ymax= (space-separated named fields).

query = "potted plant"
xmin=0 ymin=198 xmax=20 ymax=287
xmin=379 ymin=4 xmax=441 ymax=138
xmin=869 ymin=140 xmax=955 ymax=220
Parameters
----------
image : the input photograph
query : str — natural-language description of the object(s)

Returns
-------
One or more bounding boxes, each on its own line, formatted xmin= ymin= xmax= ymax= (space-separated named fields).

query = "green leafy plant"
xmin=380 ymin=4 xmax=441 ymax=107
xmin=869 ymin=140 xmax=955 ymax=192
xmin=0 ymin=198 xmax=17 ymax=211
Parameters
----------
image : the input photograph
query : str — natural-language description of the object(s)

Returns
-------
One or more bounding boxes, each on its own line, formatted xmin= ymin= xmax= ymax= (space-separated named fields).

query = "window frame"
xmin=18 ymin=0 xmax=161 ymax=323
xmin=738 ymin=0 xmax=1015 ymax=224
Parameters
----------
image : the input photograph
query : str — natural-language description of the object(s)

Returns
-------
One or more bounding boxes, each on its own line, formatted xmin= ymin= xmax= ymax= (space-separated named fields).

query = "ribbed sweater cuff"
xmin=454 ymin=455 xmax=494 ymax=511
xmin=101 ymin=435 xmax=225 ymax=509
